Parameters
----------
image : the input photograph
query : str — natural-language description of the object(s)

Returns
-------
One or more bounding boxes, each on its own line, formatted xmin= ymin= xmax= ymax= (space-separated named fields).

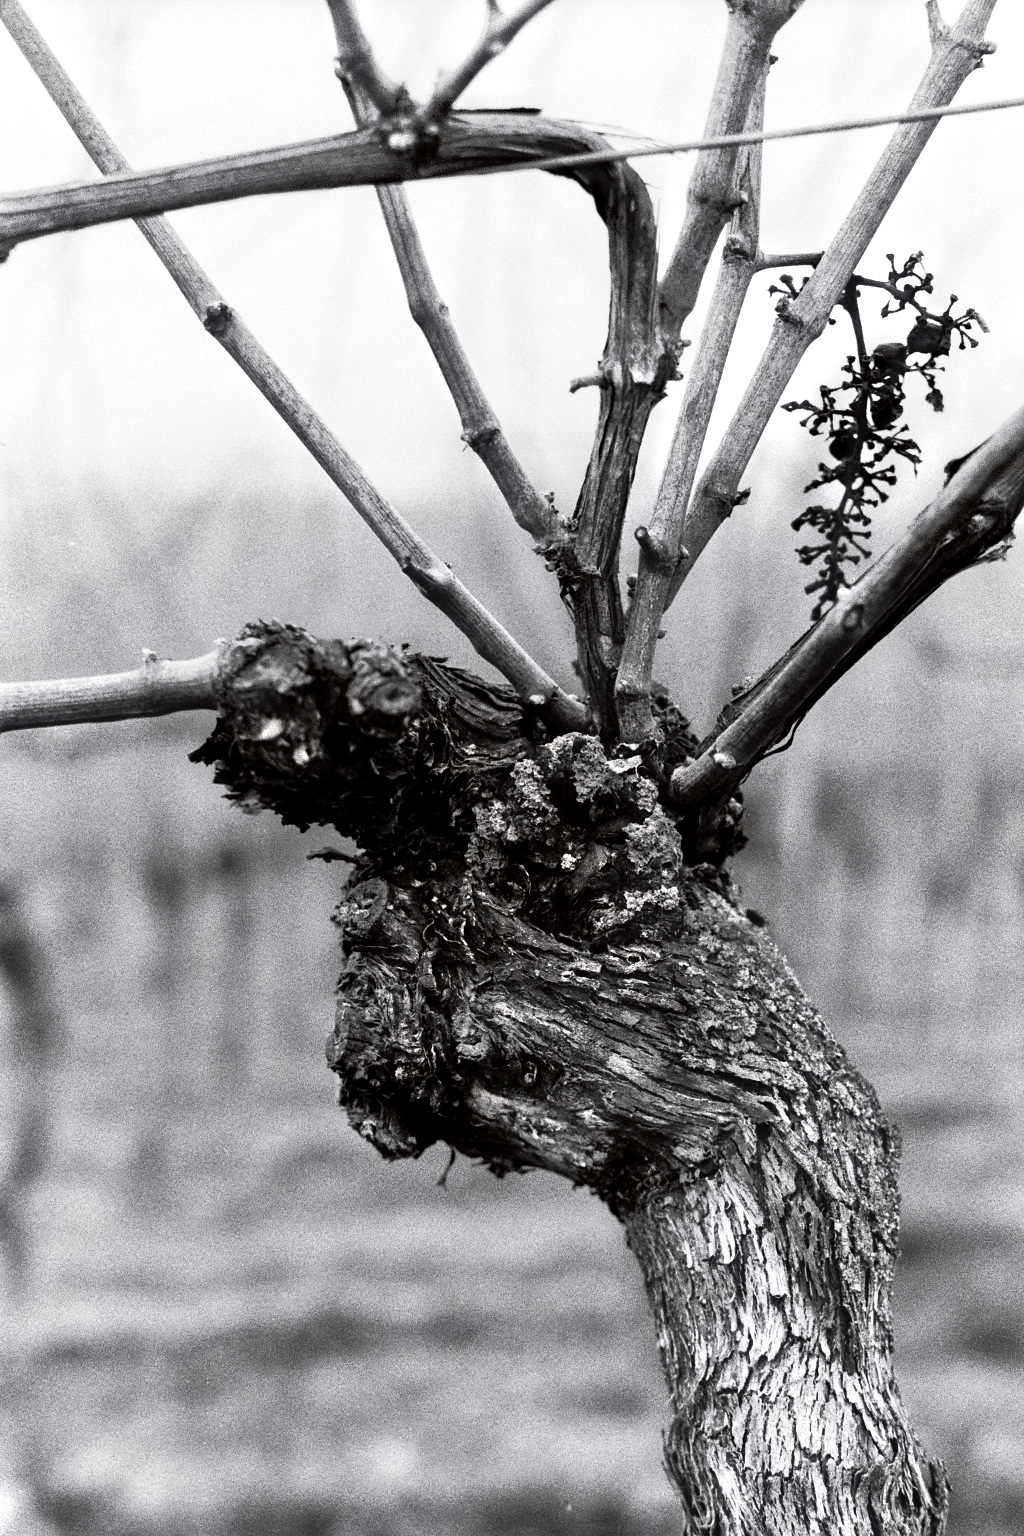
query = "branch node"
xmin=203 ymin=301 xmax=233 ymax=336
xmin=774 ymin=297 xmax=806 ymax=328
xmin=569 ymin=372 xmax=608 ymax=394
xmin=634 ymin=526 xmax=676 ymax=572
xmin=461 ymin=423 xmax=501 ymax=449
xmin=385 ymin=124 xmax=424 ymax=157
xmin=722 ymin=233 xmax=756 ymax=265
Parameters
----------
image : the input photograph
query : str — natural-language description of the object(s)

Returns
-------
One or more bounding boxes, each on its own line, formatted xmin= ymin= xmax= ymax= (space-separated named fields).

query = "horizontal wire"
xmin=466 ymin=94 xmax=1024 ymax=178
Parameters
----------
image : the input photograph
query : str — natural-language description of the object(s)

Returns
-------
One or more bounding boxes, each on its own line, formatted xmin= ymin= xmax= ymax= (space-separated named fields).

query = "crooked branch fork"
xmin=0 ymin=0 xmax=1020 ymax=804
xmin=0 ymin=0 xmax=586 ymax=732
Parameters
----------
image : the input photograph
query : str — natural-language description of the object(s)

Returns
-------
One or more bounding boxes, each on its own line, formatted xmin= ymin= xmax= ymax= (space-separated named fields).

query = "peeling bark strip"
xmin=559 ymin=149 xmax=674 ymax=737
xmin=193 ymin=622 xmax=946 ymax=1536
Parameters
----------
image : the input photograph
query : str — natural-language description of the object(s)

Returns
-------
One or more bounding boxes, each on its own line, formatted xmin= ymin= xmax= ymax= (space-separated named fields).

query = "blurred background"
xmin=0 ymin=2 xmax=1022 ymax=1532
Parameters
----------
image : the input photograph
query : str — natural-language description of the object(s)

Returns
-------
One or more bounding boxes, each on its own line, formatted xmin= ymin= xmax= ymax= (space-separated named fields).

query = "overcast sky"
xmin=2 ymin=1 xmax=1023 ymax=724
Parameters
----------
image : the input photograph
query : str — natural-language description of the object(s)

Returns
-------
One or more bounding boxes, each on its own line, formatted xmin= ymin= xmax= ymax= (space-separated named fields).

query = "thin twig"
xmin=658 ymin=0 xmax=805 ymax=348
xmin=0 ymin=651 xmax=222 ymax=734
xmin=331 ymin=15 xmax=562 ymax=548
xmin=325 ymin=0 xmax=408 ymax=117
xmin=668 ymin=403 xmax=1024 ymax=808
xmin=0 ymin=0 xmax=585 ymax=731
xmin=372 ymin=188 xmax=561 ymax=546
xmin=616 ymin=69 xmax=769 ymax=742
xmin=422 ymin=0 xmax=558 ymax=122
xmin=675 ymin=0 xmax=998 ymax=595
xmin=755 ymin=250 xmax=822 ymax=272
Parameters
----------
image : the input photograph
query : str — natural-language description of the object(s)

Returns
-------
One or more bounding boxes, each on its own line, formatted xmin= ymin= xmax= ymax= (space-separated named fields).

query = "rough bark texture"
xmin=194 ymin=622 xmax=947 ymax=1536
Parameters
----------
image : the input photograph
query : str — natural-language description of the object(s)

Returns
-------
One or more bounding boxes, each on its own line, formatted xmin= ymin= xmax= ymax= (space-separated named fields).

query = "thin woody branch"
xmin=617 ymin=69 xmax=769 ymax=742
xmin=668 ymin=403 xmax=1024 ymax=809
xmin=325 ymin=0 xmax=408 ymax=117
xmin=0 ymin=651 xmax=222 ymax=734
xmin=422 ymin=0 xmax=558 ymax=123
xmin=373 ymin=189 xmax=562 ymax=545
xmin=0 ymin=0 xmax=584 ymax=731
xmin=677 ymin=0 xmax=998 ymax=592
xmin=325 ymin=0 xmax=672 ymax=735
xmin=657 ymin=0 xmax=806 ymax=349
xmin=331 ymin=13 xmax=562 ymax=549
xmin=4 ymin=86 xmax=1023 ymax=251
xmin=755 ymin=250 xmax=822 ymax=272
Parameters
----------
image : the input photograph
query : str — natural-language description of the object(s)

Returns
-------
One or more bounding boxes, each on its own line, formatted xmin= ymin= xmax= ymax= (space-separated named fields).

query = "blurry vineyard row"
xmin=0 ymin=682 xmax=1018 ymax=1534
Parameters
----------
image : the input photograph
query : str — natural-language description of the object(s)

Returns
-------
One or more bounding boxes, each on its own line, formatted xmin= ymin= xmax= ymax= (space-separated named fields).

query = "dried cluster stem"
xmin=0 ymin=11 xmax=1019 ymax=1526
xmin=617 ymin=0 xmax=997 ymax=742
xmin=670 ymin=404 xmax=1024 ymax=807
xmin=680 ymin=0 xmax=998 ymax=588
xmin=0 ymin=0 xmax=1008 ymax=782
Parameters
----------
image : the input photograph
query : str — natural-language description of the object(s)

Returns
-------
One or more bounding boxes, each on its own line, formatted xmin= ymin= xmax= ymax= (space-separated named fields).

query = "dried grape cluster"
xmin=775 ymin=254 xmax=987 ymax=620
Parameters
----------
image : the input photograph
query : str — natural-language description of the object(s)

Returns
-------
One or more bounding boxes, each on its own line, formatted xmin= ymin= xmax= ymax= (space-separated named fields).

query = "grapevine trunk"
xmin=194 ymin=622 xmax=947 ymax=1536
